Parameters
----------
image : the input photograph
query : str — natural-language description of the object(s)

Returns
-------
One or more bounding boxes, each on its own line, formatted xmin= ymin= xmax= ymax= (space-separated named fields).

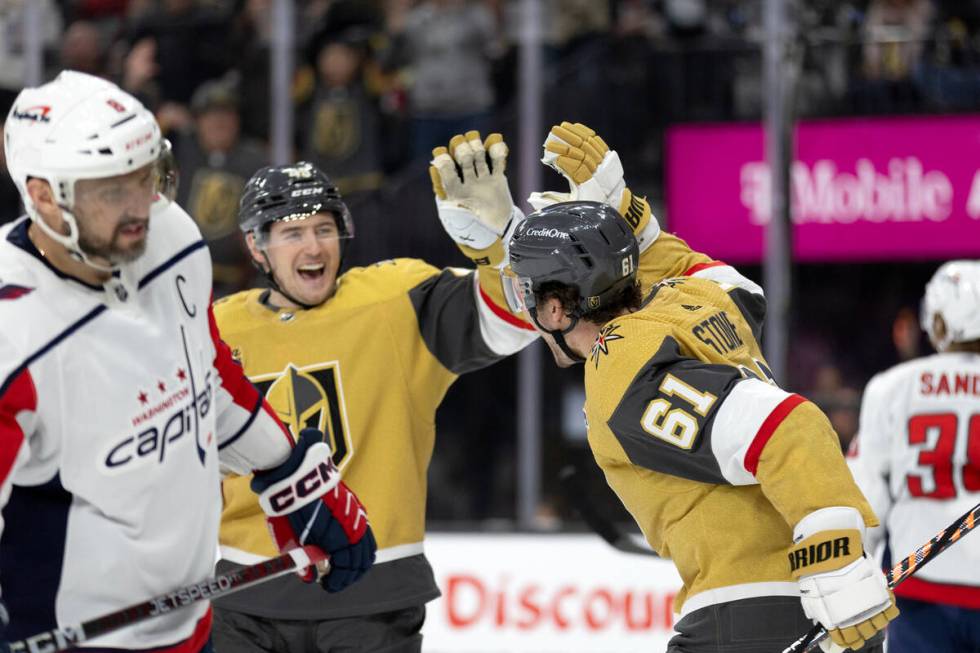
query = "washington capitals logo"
xmin=590 ymin=323 xmax=624 ymax=368
xmin=0 ymin=284 xmax=33 ymax=300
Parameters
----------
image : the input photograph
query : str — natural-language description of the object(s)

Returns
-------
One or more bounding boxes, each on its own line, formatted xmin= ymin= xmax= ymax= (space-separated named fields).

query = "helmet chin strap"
xmin=32 ymin=205 xmax=116 ymax=274
xmin=529 ymin=307 xmax=585 ymax=364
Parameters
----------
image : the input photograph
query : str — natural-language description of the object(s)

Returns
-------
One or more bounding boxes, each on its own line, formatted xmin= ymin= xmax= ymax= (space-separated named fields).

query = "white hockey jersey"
xmin=848 ymin=352 xmax=980 ymax=609
xmin=0 ymin=204 xmax=294 ymax=649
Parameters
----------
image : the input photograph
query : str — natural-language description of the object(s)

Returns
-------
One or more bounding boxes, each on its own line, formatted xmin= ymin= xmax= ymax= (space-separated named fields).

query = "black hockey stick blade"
xmin=9 ymin=545 xmax=328 ymax=653
xmin=559 ymin=464 xmax=658 ymax=558
xmin=782 ymin=500 xmax=980 ymax=653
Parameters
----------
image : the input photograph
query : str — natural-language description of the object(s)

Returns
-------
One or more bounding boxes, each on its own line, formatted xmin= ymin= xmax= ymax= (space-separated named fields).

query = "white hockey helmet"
xmin=921 ymin=260 xmax=980 ymax=351
xmin=3 ymin=70 xmax=176 ymax=269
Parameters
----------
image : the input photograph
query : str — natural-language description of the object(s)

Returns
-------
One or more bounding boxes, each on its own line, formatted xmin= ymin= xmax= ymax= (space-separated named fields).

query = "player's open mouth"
xmin=297 ymin=263 xmax=325 ymax=281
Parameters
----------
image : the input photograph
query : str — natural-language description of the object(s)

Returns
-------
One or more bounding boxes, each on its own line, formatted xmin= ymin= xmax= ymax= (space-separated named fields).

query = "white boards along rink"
xmin=422 ymin=533 xmax=681 ymax=653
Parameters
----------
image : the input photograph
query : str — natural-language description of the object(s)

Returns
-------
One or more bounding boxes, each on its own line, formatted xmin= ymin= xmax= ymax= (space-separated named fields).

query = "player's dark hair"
xmin=536 ymin=279 xmax=643 ymax=326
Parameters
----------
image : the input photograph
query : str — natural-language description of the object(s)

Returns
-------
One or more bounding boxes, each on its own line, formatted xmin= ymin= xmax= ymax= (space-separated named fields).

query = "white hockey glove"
xmin=430 ymin=130 xmax=524 ymax=268
xmin=528 ymin=121 xmax=660 ymax=251
xmin=791 ymin=507 xmax=898 ymax=651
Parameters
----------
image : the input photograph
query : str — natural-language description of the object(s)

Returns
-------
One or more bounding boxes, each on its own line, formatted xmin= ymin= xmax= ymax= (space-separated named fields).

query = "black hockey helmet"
xmin=238 ymin=161 xmax=353 ymax=244
xmin=509 ymin=201 xmax=638 ymax=317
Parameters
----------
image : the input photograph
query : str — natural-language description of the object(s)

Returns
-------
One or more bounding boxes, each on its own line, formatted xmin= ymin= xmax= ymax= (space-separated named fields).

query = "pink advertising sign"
xmin=665 ymin=116 xmax=980 ymax=262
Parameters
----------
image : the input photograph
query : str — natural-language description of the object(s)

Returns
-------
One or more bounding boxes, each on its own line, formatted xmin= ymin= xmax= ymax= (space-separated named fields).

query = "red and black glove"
xmin=252 ymin=429 xmax=376 ymax=592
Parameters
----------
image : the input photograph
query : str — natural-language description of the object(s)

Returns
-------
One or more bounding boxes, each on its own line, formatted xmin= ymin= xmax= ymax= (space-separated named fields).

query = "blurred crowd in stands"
xmin=0 ymin=0 xmax=976 ymax=524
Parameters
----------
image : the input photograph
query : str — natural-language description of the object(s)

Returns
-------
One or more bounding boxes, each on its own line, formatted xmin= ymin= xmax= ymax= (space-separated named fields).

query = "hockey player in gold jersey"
xmin=211 ymin=121 xmax=762 ymax=652
xmin=507 ymin=201 xmax=899 ymax=652
xmin=209 ymin=157 xmax=537 ymax=652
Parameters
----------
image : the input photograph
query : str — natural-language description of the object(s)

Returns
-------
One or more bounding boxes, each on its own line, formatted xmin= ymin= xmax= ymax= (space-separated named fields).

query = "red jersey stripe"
xmin=153 ymin=607 xmax=212 ymax=653
xmin=895 ymin=576 xmax=980 ymax=610
xmin=478 ymin=285 xmax=535 ymax=331
xmin=744 ymin=394 xmax=808 ymax=475
xmin=0 ymin=368 xmax=36 ymax=484
xmin=207 ymin=300 xmax=292 ymax=446
xmin=684 ymin=261 xmax=729 ymax=276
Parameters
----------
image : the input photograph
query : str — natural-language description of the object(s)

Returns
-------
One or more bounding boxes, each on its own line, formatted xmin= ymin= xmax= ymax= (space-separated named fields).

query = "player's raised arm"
xmin=530 ymin=121 xmax=765 ymax=297
xmin=528 ymin=121 xmax=659 ymax=252
xmin=428 ymin=131 xmax=537 ymax=357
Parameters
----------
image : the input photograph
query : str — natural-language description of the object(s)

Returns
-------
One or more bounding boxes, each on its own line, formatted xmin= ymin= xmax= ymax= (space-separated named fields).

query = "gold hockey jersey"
xmin=583 ymin=276 xmax=877 ymax=616
xmin=214 ymin=258 xmax=537 ymax=618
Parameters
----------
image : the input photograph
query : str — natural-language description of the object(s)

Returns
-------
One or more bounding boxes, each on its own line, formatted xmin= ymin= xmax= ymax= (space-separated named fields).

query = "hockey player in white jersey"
xmin=848 ymin=260 xmax=980 ymax=652
xmin=0 ymin=71 xmax=375 ymax=651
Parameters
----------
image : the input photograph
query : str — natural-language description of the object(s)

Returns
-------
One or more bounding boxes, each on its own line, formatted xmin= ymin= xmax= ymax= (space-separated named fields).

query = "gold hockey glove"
xmin=528 ymin=121 xmax=659 ymax=251
xmin=792 ymin=507 xmax=899 ymax=651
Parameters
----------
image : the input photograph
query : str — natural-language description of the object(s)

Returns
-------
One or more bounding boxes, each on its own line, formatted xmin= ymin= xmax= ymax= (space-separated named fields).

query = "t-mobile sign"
xmin=665 ymin=116 xmax=980 ymax=262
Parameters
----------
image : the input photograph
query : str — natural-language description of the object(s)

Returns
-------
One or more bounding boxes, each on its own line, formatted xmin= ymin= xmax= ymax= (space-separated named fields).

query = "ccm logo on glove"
xmin=257 ymin=442 xmax=339 ymax=516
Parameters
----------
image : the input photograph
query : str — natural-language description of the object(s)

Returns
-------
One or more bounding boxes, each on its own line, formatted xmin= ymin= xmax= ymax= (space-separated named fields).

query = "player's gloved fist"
xmin=430 ymin=130 xmax=524 ymax=267
xmin=252 ymin=428 xmax=376 ymax=593
xmin=528 ymin=121 xmax=659 ymax=251
xmin=791 ymin=507 xmax=898 ymax=651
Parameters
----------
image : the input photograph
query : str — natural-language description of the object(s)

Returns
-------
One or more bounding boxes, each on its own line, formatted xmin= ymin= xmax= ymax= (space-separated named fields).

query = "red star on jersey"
xmin=176 ymin=368 xmax=187 ymax=381
xmin=157 ymin=380 xmax=166 ymax=393
xmin=590 ymin=323 xmax=624 ymax=368
xmin=138 ymin=391 xmax=149 ymax=405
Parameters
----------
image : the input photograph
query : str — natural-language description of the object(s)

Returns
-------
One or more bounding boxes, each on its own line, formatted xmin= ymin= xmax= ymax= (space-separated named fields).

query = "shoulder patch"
xmin=590 ymin=323 xmax=625 ymax=369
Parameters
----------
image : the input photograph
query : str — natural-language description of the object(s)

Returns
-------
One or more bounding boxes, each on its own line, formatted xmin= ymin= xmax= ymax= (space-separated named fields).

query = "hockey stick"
xmin=558 ymin=464 xmax=659 ymax=558
xmin=9 ymin=545 xmax=327 ymax=653
xmin=782 ymin=500 xmax=980 ymax=653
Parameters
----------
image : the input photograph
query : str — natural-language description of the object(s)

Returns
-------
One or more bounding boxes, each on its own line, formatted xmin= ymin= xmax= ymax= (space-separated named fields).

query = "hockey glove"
xmin=528 ymin=121 xmax=659 ymax=251
xmin=252 ymin=429 xmax=376 ymax=593
xmin=791 ymin=507 xmax=898 ymax=651
xmin=430 ymin=130 xmax=524 ymax=268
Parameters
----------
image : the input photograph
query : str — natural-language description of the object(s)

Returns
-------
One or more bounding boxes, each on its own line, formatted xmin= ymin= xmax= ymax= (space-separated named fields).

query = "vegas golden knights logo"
xmin=314 ymin=99 xmax=359 ymax=161
xmin=188 ymin=170 xmax=246 ymax=240
xmin=252 ymin=362 xmax=352 ymax=468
